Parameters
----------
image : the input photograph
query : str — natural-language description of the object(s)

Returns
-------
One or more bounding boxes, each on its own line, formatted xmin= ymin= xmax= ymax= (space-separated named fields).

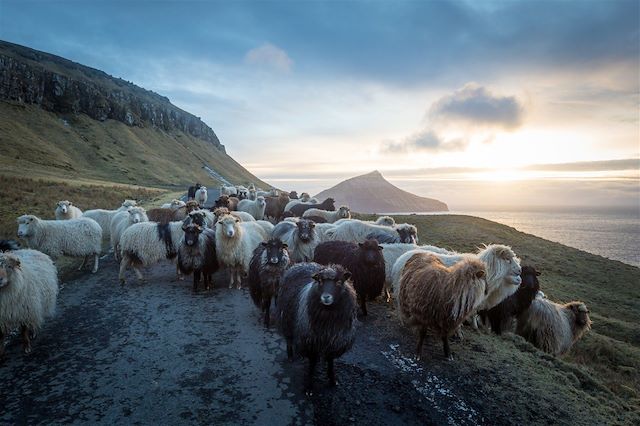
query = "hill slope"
xmin=315 ymin=170 xmax=448 ymax=213
xmin=0 ymin=40 xmax=265 ymax=188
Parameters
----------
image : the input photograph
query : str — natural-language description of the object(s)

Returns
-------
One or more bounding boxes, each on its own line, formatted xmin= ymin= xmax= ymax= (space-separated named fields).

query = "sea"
xmin=403 ymin=207 xmax=640 ymax=268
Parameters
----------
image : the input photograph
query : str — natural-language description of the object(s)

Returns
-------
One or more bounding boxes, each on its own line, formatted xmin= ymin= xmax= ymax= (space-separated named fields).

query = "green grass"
xmin=358 ymin=213 xmax=640 ymax=417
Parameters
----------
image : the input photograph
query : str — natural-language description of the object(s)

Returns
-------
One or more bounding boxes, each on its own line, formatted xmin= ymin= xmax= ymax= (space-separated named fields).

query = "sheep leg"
xmin=119 ymin=257 xmax=130 ymax=285
xmin=305 ymin=355 xmax=318 ymax=396
xmin=133 ymin=265 xmax=145 ymax=282
xmin=359 ymin=294 xmax=368 ymax=316
xmin=193 ymin=270 xmax=201 ymax=293
xmin=228 ymin=269 xmax=235 ymax=289
xmin=286 ymin=339 xmax=294 ymax=361
xmin=326 ymin=356 xmax=337 ymax=386
xmin=263 ymin=297 xmax=271 ymax=328
xmin=385 ymin=287 xmax=391 ymax=303
xmin=416 ymin=328 xmax=426 ymax=360
xmin=442 ymin=336 xmax=453 ymax=361
xmin=78 ymin=255 xmax=88 ymax=271
xmin=92 ymin=253 xmax=99 ymax=273
xmin=21 ymin=325 xmax=32 ymax=354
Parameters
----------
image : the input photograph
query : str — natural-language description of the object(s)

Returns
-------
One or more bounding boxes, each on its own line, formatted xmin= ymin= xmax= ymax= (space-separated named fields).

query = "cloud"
xmin=382 ymin=129 xmax=467 ymax=153
xmin=244 ymin=42 xmax=293 ymax=72
xmin=429 ymin=83 xmax=524 ymax=129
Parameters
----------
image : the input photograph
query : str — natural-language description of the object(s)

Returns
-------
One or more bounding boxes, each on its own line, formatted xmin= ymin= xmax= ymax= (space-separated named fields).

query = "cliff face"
xmin=315 ymin=170 xmax=448 ymax=213
xmin=0 ymin=40 xmax=224 ymax=151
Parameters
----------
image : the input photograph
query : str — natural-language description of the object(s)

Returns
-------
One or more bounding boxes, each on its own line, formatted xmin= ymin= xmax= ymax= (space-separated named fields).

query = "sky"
xmin=0 ymin=0 xmax=638 ymax=209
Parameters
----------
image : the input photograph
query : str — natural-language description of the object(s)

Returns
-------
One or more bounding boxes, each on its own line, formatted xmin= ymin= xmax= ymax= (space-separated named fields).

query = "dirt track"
xmin=1 ymin=255 xmax=490 ymax=425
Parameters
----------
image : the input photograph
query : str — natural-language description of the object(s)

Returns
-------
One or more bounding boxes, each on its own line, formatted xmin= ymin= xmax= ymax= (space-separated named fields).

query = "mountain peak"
xmin=315 ymin=172 xmax=448 ymax=213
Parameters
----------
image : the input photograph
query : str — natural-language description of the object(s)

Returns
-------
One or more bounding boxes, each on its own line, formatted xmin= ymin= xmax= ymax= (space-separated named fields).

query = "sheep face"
xmin=262 ymin=238 xmax=289 ymax=265
xmin=57 ymin=200 xmax=71 ymax=214
xmin=300 ymin=193 xmax=311 ymax=202
xmin=218 ymin=216 xmax=239 ymax=239
xmin=129 ymin=208 xmax=144 ymax=224
xmin=568 ymin=302 xmax=592 ymax=328
xmin=256 ymin=196 xmax=267 ymax=209
xmin=521 ymin=266 xmax=541 ymax=292
xmin=183 ymin=224 xmax=203 ymax=247
xmin=122 ymin=199 xmax=137 ymax=208
xmin=486 ymin=245 xmax=522 ymax=286
xmin=338 ymin=206 xmax=351 ymax=219
xmin=358 ymin=239 xmax=384 ymax=265
xmin=311 ymin=267 xmax=352 ymax=307
xmin=0 ymin=255 xmax=21 ymax=289
xmin=185 ymin=201 xmax=200 ymax=213
xmin=396 ymin=225 xmax=418 ymax=244
xmin=296 ymin=220 xmax=315 ymax=242
xmin=376 ymin=216 xmax=395 ymax=227
xmin=17 ymin=215 xmax=36 ymax=239
xmin=187 ymin=211 xmax=207 ymax=228
xmin=215 ymin=195 xmax=230 ymax=208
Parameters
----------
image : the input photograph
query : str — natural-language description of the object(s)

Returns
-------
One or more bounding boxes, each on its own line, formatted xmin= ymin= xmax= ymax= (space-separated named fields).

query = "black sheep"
xmin=313 ymin=239 xmax=385 ymax=316
xmin=289 ymin=197 xmax=335 ymax=217
xmin=187 ymin=183 xmax=202 ymax=200
xmin=177 ymin=224 xmax=219 ymax=292
xmin=289 ymin=191 xmax=299 ymax=199
xmin=481 ymin=265 xmax=541 ymax=334
xmin=277 ymin=262 xmax=357 ymax=395
xmin=248 ymin=238 xmax=290 ymax=327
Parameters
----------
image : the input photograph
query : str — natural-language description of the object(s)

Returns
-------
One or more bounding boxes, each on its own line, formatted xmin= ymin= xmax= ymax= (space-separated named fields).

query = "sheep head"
xmin=338 ymin=206 xmax=351 ymax=219
xmin=296 ymin=219 xmax=316 ymax=242
xmin=261 ymin=238 xmax=289 ymax=266
xmin=217 ymin=215 xmax=239 ymax=239
xmin=57 ymin=200 xmax=72 ymax=213
xmin=358 ymin=239 xmax=384 ymax=265
xmin=0 ymin=253 xmax=21 ymax=288
xmin=17 ymin=215 xmax=37 ymax=238
xmin=122 ymin=199 xmax=137 ymax=208
xmin=396 ymin=224 xmax=418 ymax=244
xmin=567 ymin=302 xmax=592 ymax=329
xmin=311 ymin=265 xmax=353 ymax=307
xmin=183 ymin=224 xmax=204 ymax=247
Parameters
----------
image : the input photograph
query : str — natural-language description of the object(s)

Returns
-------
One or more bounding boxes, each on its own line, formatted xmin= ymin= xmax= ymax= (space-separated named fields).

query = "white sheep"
xmin=195 ymin=186 xmax=208 ymax=206
xmin=314 ymin=223 xmax=338 ymax=243
xmin=54 ymin=200 xmax=83 ymax=220
xmin=161 ymin=199 xmax=186 ymax=209
xmin=110 ymin=206 xmax=149 ymax=260
xmin=325 ymin=219 xmax=418 ymax=244
xmin=517 ymin=298 xmax=592 ymax=356
xmin=0 ymin=249 xmax=59 ymax=355
xmin=271 ymin=219 xmax=319 ymax=263
xmin=83 ymin=199 xmax=137 ymax=239
xmin=237 ymin=196 xmax=267 ymax=220
xmin=215 ymin=214 xmax=269 ymax=289
xmin=302 ymin=205 xmax=351 ymax=223
xmin=118 ymin=221 xmax=185 ymax=284
xmin=220 ymin=185 xmax=238 ymax=196
xmin=256 ymin=220 xmax=275 ymax=235
xmin=17 ymin=215 xmax=102 ymax=273
xmin=375 ymin=216 xmax=396 ymax=227
xmin=392 ymin=244 xmax=522 ymax=319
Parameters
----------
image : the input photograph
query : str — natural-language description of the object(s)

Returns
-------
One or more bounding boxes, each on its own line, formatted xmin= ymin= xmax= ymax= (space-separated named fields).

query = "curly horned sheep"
xmin=17 ymin=215 xmax=102 ymax=273
xmin=398 ymin=252 xmax=487 ymax=360
xmin=178 ymin=223 xmax=219 ymax=292
xmin=516 ymin=297 xmax=591 ymax=356
xmin=0 ymin=249 xmax=59 ymax=356
xmin=83 ymin=199 xmax=137 ymax=238
xmin=237 ymin=196 xmax=267 ymax=220
xmin=277 ymin=262 xmax=357 ymax=395
xmin=314 ymin=239 xmax=385 ymax=316
xmin=110 ymin=207 xmax=149 ymax=261
xmin=215 ymin=214 xmax=269 ymax=289
xmin=248 ymin=237 xmax=290 ymax=327
xmin=55 ymin=200 xmax=83 ymax=220
xmin=272 ymin=219 xmax=319 ymax=263
xmin=118 ymin=221 xmax=184 ymax=284
xmin=302 ymin=206 xmax=351 ymax=223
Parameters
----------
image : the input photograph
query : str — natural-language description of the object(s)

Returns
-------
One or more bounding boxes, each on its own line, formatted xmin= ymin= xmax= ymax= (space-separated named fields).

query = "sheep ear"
xmin=342 ymin=271 xmax=352 ymax=281
xmin=358 ymin=243 xmax=363 ymax=248
xmin=235 ymin=218 xmax=240 ymax=223
xmin=311 ymin=273 xmax=320 ymax=282
xmin=261 ymin=242 xmax=268 ymax=247
xmin=475 ymin=270 xmax=485 ymax=279
xmin=378 ymin=246 xmax=384 ymax=250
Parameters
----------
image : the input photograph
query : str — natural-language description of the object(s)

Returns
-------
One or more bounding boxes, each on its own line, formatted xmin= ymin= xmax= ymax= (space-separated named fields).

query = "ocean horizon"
xmin=384 ymin=206 xmax=640 ymax=267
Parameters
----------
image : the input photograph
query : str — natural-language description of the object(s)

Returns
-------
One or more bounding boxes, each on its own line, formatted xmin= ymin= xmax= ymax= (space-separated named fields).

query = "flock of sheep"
xmin=0 ymin=183 xmax=592 ymax=395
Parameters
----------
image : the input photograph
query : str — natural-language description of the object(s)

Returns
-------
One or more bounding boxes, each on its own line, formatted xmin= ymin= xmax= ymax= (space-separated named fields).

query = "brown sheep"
xmin=264 ymin=193 xmax=290 ymax=222
xmin=398 ymin=252 xmax=486 ymax=360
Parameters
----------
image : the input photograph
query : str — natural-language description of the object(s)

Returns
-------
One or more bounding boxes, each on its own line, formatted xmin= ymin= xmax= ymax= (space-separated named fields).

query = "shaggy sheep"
xmin=326 ymin=220 xmax=418 ymax=244
xmin=256 ymin=220 xmax=275 ymax=235
xmin=178 ymin=224 xmax=219 ymax=292
xmin=0 ymin=249 xmax=59 ymax=356
xmin=248 ymin=237 xmax=290 ymax=327
xmin=146 ymin=206 xmax=189 ymax=224
xmin=300 ymin=193 xmax=311 ymax=202
xmin=161 ymin=199 xmax=186 ymax=209
xmin=110 ymin=207 xmax=149 ymax=261
xmin=236 ymin=185 xmax=249 ymax=200
xmin=380 ymin=243 xmax=456 ymax=302
xmin=264 ymin=193 xmax=291 ymax=222
xmin=195 ymin=186 xmax=208 ymax=206
xmin=55 ymin=200 xmax=83 ymax=220
xmin=17 ymin=215 xmax=102 ymax=273
xmin=288 ymin=198 xmax=335 ymax=217
xmin=375 ymin=216 xmax=396 ymax=227
xmin=302 ymin=215 xmax=327 ymax=224
xmin=516 ymin=298 xmax=591 ymax=356
xmin=248 ymin=189 xmax=257 ymax=201
xmin=483 ymin=266 xmax=541 ymax=335
xmin=82 ymin=199 xmax=137 ymax=239
xmin=211 ymin=207 xmax=255 ymax=222
xmin=215 ymin=214 xmax=269 ymax=289
xmin=289 ymin=191 xmax=299 ymax=200
xmin=237 ymin=196 xmax=267 ymax=220
xmin=272 ymin=219 xmax=319 ymax=263
xmin=277 ymin=262 xmax=357 ymax=394
xmin=303 ymin=206 xmax=351 ymax=223
xmin=220 ymin=185 xmax=238 ymax=196
xmin=398 ymin=252 xmax=487 ymax=360
xmin=314 ymin=239 xmax=385 ymax=316
xmin=188 ymin=183 xmax=202 ymax=200
xmin=313 ymin=223 xmax=337 ymax=243
xmin=365 ymin=224 xmax=419 ymax=244
xmin=118 ymin=221 xmax=184 ymax=284
xmin=214 ymin=195 xmax=240 ymax=211
xmin=392 ymin=244 xmax=522 ymax=319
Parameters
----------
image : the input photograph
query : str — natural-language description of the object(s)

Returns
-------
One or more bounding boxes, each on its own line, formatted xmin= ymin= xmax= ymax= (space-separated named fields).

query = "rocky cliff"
xmin=315 ymin=170 xmax=448 ymax=213
xmin=0 ymin=40 xmax=224 ymax=151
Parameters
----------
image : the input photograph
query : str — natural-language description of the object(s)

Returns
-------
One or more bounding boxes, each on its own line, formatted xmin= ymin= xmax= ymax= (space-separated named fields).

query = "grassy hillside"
xmin=358 ymin=213 xmax=639 ymax=419
xmin=0 ymin=101 xmax=267 ymax=188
